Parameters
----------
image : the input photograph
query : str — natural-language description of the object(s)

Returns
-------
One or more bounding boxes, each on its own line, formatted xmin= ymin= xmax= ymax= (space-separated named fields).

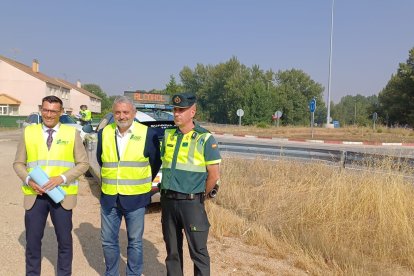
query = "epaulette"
xmin=194 ymin=124 xmax=211 ymax=134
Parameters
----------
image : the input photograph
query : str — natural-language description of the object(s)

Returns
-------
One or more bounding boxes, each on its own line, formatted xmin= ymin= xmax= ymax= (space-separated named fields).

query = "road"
xmin=0 ymin=129 xmax=303 ymax=275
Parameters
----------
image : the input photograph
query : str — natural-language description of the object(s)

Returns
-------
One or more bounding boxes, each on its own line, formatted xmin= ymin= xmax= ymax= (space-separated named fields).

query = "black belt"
xmin=161 ymin=190 xmax=204 ymax=200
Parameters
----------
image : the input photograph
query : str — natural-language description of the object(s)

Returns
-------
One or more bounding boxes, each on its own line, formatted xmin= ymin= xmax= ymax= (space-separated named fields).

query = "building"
xmin=0 ymin=55 xmax=101 ymax=116
xmin=56 ymin=79 xmax=101 ymax=115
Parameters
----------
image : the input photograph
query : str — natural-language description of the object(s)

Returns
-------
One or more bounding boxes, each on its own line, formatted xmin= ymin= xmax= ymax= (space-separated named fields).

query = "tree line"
xmin=84 ymin=47 xmax=414 ymax=128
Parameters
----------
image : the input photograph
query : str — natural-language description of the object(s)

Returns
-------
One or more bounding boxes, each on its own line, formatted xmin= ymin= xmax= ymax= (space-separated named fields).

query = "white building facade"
xmin=0 ymin=55 xmax=101 ymax=116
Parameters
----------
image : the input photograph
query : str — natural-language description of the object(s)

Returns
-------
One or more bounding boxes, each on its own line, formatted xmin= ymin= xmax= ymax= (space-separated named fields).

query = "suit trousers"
xmin=25 ymin=195 xmax=73 ymax=276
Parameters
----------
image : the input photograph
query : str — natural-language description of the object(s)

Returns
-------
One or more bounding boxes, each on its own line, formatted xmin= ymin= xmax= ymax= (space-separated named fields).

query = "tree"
xmin=82 ymin=84 xmax=113 ymax=114
xmin=378 ymin=47 xmax=414 ymax=127
xmin=274 ymin=69 xmax=325 ymax=125
xmin=180 ymin=57 xmax=250 ymax=123
xmin=165 ymin=75 xmax=183 ymax=96
xmin=332 ymin=94 xmax=378 ymax=126
xmin=178 ymin=58 xmax=325 ymax=125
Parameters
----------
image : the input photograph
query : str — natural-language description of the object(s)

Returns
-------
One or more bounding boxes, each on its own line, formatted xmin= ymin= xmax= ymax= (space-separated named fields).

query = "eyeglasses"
xmin=41 ymin=108 xmax=61 ymax=115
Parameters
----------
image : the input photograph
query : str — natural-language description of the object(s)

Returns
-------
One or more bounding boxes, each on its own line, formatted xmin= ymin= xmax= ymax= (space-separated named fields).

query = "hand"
xmin=42 ymin=176 xmax=64 ymax=192
xmin=28 ymin=179 xmax=46 ymax=195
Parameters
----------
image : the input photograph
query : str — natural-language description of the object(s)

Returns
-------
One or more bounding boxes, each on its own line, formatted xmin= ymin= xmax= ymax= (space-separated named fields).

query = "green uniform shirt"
xmin=161 ymin=124 xmax=221 ymax=194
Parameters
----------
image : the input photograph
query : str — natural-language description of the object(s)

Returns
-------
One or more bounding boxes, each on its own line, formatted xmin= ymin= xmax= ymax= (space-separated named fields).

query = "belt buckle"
xmin=187 ymin=193 xmax=195 ymax=200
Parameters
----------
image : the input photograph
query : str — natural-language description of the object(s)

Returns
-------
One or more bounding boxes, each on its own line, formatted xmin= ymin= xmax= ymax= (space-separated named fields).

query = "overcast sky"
xmin=1 ymin=0 xmax=413 ymax=103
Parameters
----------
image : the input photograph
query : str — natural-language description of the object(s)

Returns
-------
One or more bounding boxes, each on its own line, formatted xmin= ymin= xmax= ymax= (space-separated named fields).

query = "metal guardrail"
xmin=218 ymin=141 xmax=414 ymax=174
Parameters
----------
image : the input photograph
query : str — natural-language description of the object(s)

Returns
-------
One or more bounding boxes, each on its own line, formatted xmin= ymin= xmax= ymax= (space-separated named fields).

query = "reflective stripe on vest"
xmin=162 ymin=128 xmax=210 ymax=173
xmin=23 ymin=124 xmax=78 ymax=195
xmin=100 ymin=122 xmax=152 ymax=195
xmin=102 ymin=161 xmax=149 ymax=168
xmin=27 ymin=160 xmax=75 ymax=168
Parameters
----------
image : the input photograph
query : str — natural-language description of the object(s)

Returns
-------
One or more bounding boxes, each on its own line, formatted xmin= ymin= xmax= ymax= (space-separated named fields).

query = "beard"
xmin=115 ymin=119 xmax=133 ymax=129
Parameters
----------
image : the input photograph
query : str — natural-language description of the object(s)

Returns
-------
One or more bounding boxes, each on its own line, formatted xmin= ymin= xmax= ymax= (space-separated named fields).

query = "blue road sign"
xmin=309 ymin=99 xmax=316 ymax=113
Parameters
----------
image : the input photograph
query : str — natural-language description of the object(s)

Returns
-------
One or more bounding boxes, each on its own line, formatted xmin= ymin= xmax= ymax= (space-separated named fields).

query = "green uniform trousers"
xmin=161 ymin=193 xmax=210 ymax=276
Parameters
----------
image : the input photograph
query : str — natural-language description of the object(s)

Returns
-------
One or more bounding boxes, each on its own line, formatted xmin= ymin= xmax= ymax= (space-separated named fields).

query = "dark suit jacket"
xmin=97 ymin=123 xmax=161 ymax=211
xmin=13 ymin=124 xmax=89 ymax=210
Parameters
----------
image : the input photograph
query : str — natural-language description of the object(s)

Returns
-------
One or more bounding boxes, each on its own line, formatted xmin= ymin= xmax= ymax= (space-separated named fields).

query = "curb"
xmin=211 ymin=132 xmax=414 ymax=147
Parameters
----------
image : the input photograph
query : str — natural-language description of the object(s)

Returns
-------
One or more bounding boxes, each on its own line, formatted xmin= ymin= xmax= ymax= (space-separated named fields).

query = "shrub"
xmin=256 ymin=122 xmax=269 ymax=128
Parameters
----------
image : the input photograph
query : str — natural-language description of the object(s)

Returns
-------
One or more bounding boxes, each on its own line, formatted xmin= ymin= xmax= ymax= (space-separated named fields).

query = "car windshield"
xmin=25 ymin=114 xmax=40 ymax=124
xmin=59 ymin=115 xmax=77 ymax=124
xmin=141 ymin=109 xmax=174 ymax=121
xmin=94 ymin=110 xmax=174 ymax=134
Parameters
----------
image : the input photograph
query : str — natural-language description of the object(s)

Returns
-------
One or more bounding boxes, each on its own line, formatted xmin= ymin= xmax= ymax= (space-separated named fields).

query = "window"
xmin=0 ymin=105 xmax=7 ymax=115
xmin=9 ymin=106 xmax=18 ymax=115
xmin=61 ymin=91 xmax=67 ymax=99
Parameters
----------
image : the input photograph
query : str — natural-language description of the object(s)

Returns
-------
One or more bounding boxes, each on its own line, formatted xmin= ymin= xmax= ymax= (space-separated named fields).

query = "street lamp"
xmin=267 ymin=79 xmax=272 ymax=91
xmin=326 ymin=0 xmax=335 ymax=126
xmin=354 ymin=99 xmax=357 ymax=125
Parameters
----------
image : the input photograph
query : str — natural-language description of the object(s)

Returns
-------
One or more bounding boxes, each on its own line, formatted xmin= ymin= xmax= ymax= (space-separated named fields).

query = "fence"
xmin=0 ymin=116 xmax=26 ymax=128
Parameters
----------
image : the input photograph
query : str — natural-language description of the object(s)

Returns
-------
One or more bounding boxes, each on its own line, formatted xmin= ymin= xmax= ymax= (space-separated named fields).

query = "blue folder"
xmin=28 ymin=166 xmax=66 ymax=203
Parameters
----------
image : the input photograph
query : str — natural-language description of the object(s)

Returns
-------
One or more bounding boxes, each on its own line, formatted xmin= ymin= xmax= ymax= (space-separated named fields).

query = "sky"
xmin=1 ymin=0 xmax=413 ymax=104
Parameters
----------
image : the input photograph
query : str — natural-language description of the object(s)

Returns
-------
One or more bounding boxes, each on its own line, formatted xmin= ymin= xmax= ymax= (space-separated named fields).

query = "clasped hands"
xmin=29 ymin=176 xmax=64 ymax=195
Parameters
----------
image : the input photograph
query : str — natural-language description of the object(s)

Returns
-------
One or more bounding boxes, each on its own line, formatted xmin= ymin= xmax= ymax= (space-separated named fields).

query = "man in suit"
xmin=13 ymin=95 xmax=89 ymax=276
xmin=97 ymin=96 xmax=161 ymax=275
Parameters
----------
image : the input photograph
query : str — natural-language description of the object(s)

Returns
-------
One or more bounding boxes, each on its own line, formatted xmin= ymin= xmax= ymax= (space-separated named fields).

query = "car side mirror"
xmin=82 ymin=124 xmax=94 ymax=133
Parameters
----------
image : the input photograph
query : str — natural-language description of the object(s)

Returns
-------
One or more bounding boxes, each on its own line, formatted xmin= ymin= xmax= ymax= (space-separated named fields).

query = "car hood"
xmin=65 ymin=123 xmax=87 ymax=140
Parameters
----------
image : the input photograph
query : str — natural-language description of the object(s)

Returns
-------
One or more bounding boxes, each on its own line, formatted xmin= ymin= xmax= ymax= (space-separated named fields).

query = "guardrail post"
xmin=340 ymin=150 xmax=346 ymax=169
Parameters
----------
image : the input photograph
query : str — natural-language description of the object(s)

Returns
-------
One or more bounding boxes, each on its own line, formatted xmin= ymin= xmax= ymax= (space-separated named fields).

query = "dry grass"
xmin=207 ymin=157 xmax=414 ymax=275
xmin=202 ymin=124 xmax=414 ymax=143
xmin=0 ymin=127 xmax=19 ymax=132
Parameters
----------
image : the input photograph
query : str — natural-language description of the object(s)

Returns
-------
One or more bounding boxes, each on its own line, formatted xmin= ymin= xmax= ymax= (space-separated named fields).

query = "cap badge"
xmin=173 ymin=96 xmax=181 ymax=104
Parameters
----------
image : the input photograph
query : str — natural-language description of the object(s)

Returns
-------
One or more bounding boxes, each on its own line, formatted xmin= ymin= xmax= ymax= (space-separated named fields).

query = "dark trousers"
xmin=80 ymin=120 xmax=91 ymax=126
xmin=25 ymin=195 xmax=73 ymax=276
xmin=161 ymin=196 xmax=210 ymax=276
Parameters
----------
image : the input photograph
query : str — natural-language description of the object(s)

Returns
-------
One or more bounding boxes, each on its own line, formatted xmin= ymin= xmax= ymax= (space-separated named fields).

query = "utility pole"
xmin=326 ymin=0 xmax=335 ymax=126
xmin=354 ymin=99 xmax=357 ymax=125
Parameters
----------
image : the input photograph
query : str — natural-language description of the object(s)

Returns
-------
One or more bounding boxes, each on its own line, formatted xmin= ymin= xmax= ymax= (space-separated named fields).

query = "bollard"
xmin=16 ymin=119 xmax=24 ymax=128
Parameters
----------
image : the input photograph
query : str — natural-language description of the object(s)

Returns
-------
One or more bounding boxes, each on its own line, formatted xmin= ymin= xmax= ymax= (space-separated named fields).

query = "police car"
xmin=82 ymin=110 xmax=174 ymax=203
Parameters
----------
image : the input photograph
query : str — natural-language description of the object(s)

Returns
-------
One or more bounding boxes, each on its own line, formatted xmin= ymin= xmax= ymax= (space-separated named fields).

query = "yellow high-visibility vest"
xmin=162 ymin=128 xmax=210 ymax=173
xmin=80 ymin=109 xmax=92 ymax=121
xmin=101 ymin=122 xmax=152 ymax=195
xmin=23 ymin=124 xmax=78 ymax=195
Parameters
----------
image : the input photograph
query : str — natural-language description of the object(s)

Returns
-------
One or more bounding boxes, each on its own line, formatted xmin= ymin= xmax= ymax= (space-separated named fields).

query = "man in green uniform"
xmin=160 ymin=92 xmax=221 ymax=276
